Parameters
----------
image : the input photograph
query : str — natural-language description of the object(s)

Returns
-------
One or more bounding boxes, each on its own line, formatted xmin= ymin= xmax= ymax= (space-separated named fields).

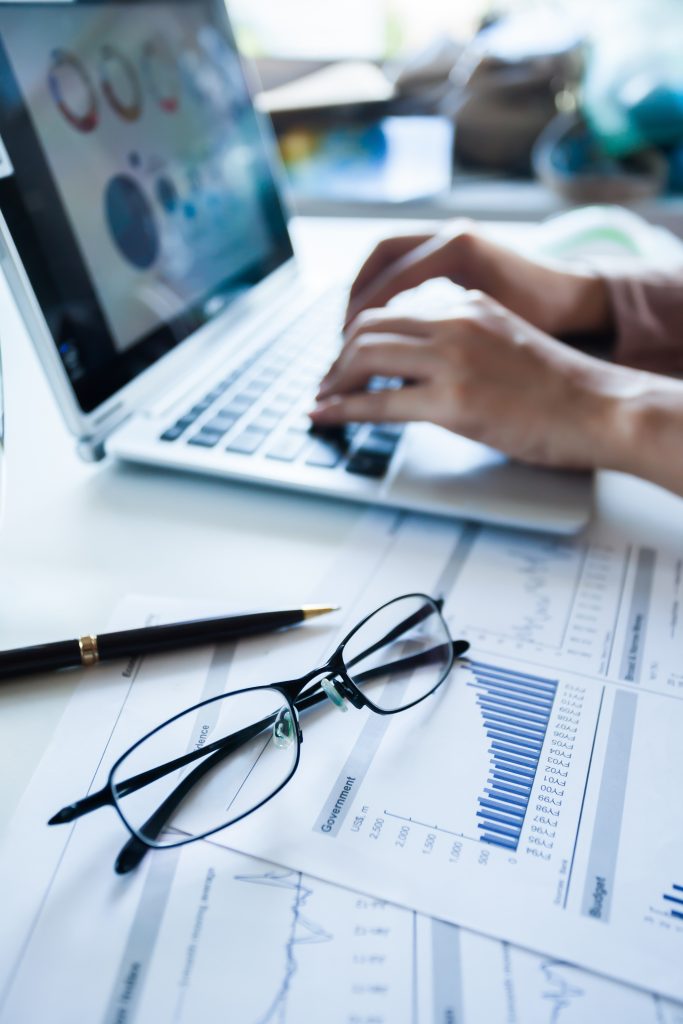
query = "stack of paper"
xmin=1 ymin=509 xmax=682 ymax=1022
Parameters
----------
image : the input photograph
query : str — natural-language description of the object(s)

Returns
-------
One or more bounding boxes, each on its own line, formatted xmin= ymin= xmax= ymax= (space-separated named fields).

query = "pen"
xmin=0 ymin=605 xmax=339 ymax=683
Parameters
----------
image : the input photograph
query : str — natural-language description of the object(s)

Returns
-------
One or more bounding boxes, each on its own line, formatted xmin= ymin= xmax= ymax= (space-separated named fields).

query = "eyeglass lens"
xmin=342 ymin=595 xmax=452 ymax=712
xmin=110 ymin=686 xmax=298 ymax=848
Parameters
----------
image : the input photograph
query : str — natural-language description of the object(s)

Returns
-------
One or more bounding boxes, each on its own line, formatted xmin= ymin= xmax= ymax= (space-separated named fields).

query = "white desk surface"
xmin=1 ymin=216 xmax=682 ymax=834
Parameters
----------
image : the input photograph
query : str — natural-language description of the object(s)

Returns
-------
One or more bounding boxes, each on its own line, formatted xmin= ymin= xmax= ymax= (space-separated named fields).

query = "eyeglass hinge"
xmin=335 ymin=677 xmax=365 ymax=710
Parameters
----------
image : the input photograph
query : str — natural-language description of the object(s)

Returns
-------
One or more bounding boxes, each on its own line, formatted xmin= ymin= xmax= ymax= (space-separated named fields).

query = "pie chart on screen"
xmin=142 ymin=36 xmax=180 ymax=113
xmin=48 ymin=49 xmax=99 ymax=132
xmin=105 ymin=174 xmax=160 ymax=269
xmin=99 ymin=45 xmax=142 ymax=122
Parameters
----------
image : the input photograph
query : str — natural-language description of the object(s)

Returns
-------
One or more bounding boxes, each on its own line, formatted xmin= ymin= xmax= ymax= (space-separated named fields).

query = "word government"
xmin=320 ymin=776 xmax=357 ymax=833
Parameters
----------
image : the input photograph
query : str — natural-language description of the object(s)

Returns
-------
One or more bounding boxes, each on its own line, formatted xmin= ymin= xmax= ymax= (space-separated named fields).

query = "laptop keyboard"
xmin=159 ymin=294 xmax=404 ymax=480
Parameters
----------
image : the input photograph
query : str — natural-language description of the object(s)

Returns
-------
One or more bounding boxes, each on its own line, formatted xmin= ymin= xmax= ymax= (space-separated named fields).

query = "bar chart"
xmin=468 ymin=660 xmax=559 ymax=851
xmin=663 ymin=885 xmax=683 ymax=921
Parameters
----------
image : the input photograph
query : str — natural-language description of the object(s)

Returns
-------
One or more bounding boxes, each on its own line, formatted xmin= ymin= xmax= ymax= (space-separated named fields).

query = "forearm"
xmin=597 ymin=371 xmax=683 ymax=496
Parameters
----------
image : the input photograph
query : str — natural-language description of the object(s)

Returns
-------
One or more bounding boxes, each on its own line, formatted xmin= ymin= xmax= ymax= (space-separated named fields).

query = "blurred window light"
xmin=228 ymin=0 xmax=656 ymax=60
xmin=228 ymin=0 xmax=497 ymax=59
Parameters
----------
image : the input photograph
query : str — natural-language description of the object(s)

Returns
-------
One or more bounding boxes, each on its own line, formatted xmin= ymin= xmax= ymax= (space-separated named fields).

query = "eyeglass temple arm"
xmin=296 ymin=639 xmax=468 ymax=708
xmin=344 ymin=599 xmax=446 ymax=670
xmin=48 ymin=639 xmax=468 ymax=831
xmin=115 ymin=639 xmax=468 ymax=871
xmin=47 ymin=715 xmax=279 ymax=826
xmin=113 ymin=729 xmax=268 ymax=873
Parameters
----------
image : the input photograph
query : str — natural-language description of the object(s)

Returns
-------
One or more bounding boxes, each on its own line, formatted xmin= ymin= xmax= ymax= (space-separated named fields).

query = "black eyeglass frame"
xmin=49 ymin=593 xmax=469 ymax=872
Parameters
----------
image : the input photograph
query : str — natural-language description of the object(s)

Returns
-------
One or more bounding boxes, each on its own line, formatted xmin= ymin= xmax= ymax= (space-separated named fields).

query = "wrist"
xmin=570 ymin=360 xmax=647 ymax=472
xmin=585 ymin=368 xmax=683 ymax=490
xmin=550 ymin=270 xmax=614 ymax=338
xmin=610 ymin=379 xmax=683 ymax=495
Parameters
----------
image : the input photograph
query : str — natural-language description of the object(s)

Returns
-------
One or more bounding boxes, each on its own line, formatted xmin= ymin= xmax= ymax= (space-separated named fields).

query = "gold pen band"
xmin=79 ymin=634 xmax=99 ymax=667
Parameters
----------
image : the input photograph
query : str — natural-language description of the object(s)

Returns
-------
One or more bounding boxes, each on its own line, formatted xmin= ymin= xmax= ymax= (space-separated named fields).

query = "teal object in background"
xmin=582 ymin=0 xmax=683 ymax=157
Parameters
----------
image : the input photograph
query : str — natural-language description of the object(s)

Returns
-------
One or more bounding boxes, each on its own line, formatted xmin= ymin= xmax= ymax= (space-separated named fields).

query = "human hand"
xmin=345 ymin=225 xmax=612 ymax=340
xmin=314 ymin=292 xmax=634 ymax=470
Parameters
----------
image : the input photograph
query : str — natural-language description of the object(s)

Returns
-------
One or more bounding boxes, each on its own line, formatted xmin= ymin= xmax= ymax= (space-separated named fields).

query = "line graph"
xmin=235 ymin=868 xmax=332 ymax=1024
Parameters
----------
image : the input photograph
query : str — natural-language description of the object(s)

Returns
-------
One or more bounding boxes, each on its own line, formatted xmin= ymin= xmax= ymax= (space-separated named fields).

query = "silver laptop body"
xmin=0 ymin=0 xmax=592 ymax=533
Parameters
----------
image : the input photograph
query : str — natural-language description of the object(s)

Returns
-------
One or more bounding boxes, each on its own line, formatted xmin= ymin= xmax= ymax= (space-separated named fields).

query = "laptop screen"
xmin=0 ymin=0 xmax=292 ymax=412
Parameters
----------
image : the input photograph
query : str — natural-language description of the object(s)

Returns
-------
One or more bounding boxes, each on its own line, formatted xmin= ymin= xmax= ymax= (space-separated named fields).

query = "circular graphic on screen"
xmin=187 ymin=166 xmax=202 ymax=192
xmin=105 ymin=175 xmax=159 ymax=269
xmin=179 ymin=27 xmax=247 ymax=116
xmin=99 ymin=45 xmax=143 ymax=122
xmin=142 ymin=36 xmax=180 ymax=113
xmin=48 ymin=49 xmax=99 ymax=133
xmin=179 ymin=41 xmax=225 ymax=111
xmin=198 ymin=26 xmax=249 ymax=113
xmin=156 ymin=175 xmax=178 ymax=213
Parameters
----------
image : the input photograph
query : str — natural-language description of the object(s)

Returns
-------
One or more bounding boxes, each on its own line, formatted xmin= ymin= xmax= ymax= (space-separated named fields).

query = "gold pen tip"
xmin=302 ymin=604 xmax=340 ymax=620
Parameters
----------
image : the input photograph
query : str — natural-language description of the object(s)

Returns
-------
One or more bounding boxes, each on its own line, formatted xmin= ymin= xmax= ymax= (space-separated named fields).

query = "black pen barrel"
xmin=0 ymin=639 xmax=81 ymax=681
xmin=97 ymin=610 xmax=303 ymax=661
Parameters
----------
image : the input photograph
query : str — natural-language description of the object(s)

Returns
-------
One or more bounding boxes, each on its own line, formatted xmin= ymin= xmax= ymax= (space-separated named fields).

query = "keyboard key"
xmin=267 ymin=432 xmax=308 ymax=462
xmin=243 ymin=378 xmax=270 ymax=398
xmin=205 ymin=383 xmax=230 ymax=402
xmin=160 ymin=405 xmax=209 ymax=440
xmin=370 ymin=424 xmax=404 ymax=442
xmin=175 ymin=411 xmax=201 ymax=429
xmin=345 ymin=451 xmax=390 ymax=478
xmin=305 ymin=437 xmax=344 ymax=469
xmin=188 ymin=430 xmax=222 ymax=449
xmin=264 ymin=398 xmax=294 ymax=417
xmin=257 ymin=366 xmax=279 ymax=382
xmin=290 ymin=414 xmax=313 ymax=433
xmin=227 ymin=427 xmax=268 ymax=455
xmin=309 ymin=423 xmax=350 ymax=446
xmin=160 ymin=424 xmax=185 ymax=442
xmin=220 ymin=393 xmax=256 ymax=416
xmin=190 ymin=400 xmax=213 ymax=415
xmin=251 ymin=411 xmax=281 ymax=433
xmin=355 ymin=435 xmax=398 ymax=460
xmin=204 ymin=413 xmax=238 ymax=435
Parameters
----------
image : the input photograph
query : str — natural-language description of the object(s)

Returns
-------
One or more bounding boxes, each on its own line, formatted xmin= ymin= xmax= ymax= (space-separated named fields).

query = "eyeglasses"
xmin=49 ymin=593 xmax=469 ymax=874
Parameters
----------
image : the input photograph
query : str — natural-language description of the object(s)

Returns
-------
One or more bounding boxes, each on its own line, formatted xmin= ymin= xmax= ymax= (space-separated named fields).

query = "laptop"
xmin=0 ymin=0 xmax=592 ymax=534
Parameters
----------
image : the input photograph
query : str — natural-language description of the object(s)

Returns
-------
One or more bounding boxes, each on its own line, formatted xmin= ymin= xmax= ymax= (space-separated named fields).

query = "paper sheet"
xmin=218 ymin=513 xmax=683 ymax=998
xmin=3 ymin=823 xmax=681 ymax=1023
xmin=2 ymin=510 xmax=683 ymax=1020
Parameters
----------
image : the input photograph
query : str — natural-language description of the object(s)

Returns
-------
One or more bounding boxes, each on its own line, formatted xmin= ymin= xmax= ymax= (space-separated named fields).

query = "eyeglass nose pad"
xmin=272 ymin=708 xmax=296 ymax=748
xmin=321 ymin=676 xmax=349 ymax=713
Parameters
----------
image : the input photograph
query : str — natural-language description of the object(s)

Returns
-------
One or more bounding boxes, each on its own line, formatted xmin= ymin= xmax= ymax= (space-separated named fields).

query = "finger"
xmin=347 ymin=235 xmax=432 ymax=308
xmin=345 ymin=235 xmax=455 ymax=325
xmin=310 ymin=386 xmax=431 ymax=426
xmin=322 ymin=314 xmax=433 ymax=392
xmin=344 ymin=311 xmax=432 ymax=345
xmin=317 ymin=336 xmax=435 ymax=399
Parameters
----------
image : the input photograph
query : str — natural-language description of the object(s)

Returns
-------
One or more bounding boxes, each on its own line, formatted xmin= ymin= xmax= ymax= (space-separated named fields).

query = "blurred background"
xmin=226 ymin=0 xmax=683 ymax=228
xmin=232 ymin=0 xmax=594 ymax=60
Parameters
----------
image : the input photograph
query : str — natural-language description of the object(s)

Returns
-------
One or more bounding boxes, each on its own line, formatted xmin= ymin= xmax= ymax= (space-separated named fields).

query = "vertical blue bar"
xmin=469 ymin=661 xmax=558 ymax=854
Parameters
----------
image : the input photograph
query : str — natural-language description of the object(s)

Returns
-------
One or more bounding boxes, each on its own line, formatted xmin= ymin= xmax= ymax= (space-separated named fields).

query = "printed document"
xmin=2 ymin=510 xmax=683 ymax=1021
